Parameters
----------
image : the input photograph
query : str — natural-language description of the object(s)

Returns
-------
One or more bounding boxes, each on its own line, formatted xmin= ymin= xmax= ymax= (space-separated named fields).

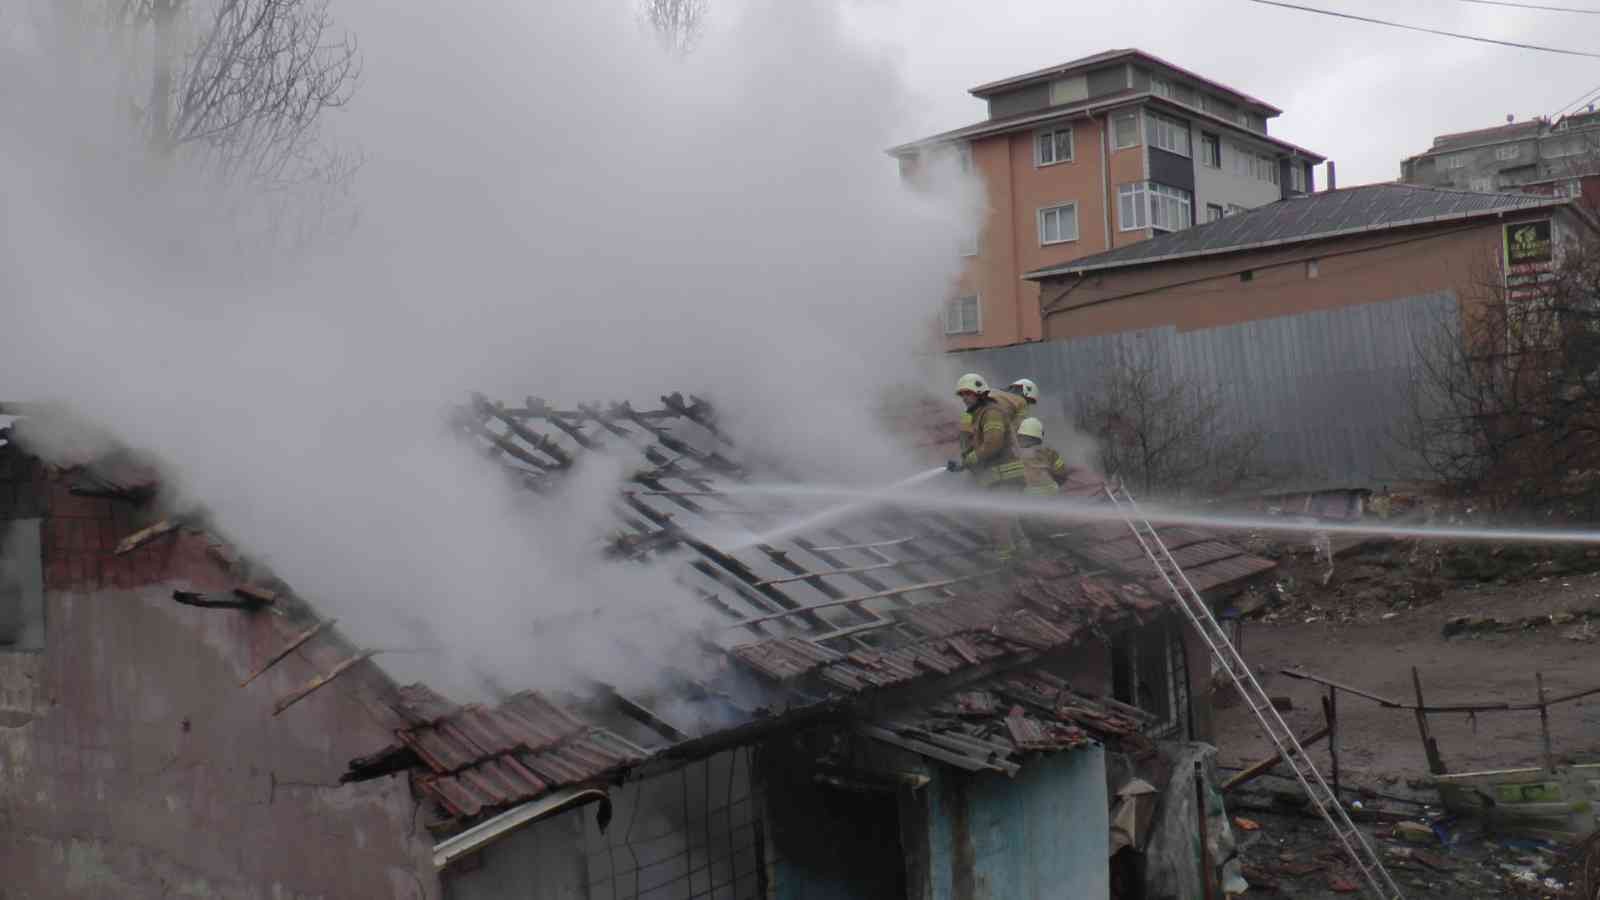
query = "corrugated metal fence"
xmin=950 ymin=292 xmax=1459 ymax=487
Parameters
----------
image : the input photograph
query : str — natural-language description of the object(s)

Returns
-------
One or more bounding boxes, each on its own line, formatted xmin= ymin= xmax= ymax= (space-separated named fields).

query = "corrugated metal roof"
xmin=1030 ymin=184 xmax=1567 ymax=278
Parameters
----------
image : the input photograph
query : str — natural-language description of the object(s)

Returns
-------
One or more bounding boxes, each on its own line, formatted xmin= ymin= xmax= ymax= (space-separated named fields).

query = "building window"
xmin=1497 ymin=144 xmax=1521 ymax=162
xmin=1145 ymin=111 xmax=1191 ymax=157
xmin=1444 ymin=153 xmax=1469 ymax=169
xmin=1035 ymin=127 xmax=1074 ymax=166
xmin=1236 ymin=149 xmax=1278 ymax=184
xmin=1469 ymin=175 xmax=1495 ymax=193
xmin=1205 ymin=203 xmax=1225 ymax=223
xmin=1240 ymin=270 xmax=1254 ymax=283
xmin=1290 ymin=164 xmax=1306 ymax=193
xmin=1038 ymin=202 xmax=1079 ymax=245
xmin=1201 ymin=133 xmax=1221 ymax=168
xmin=1111 ymin=110 xmax=1140 ymax=149
xmin=1233 ymin=109 xmax=1248 ymax=127
xmin=959 ymin=222 xmax=979 ymax=256
xmin=1306 ymin=259 xmax=1320 ymax=279
xmin=1226 ymin=203 xmax=1248 ymax=216
xmin=1150 ymin=76 xmax=1173 ymax=99
xmin=0 ymin=520 xmax=44 ymax=652
xmin=944 ymin=295 xmax=980 ymax=335
xmin=1119 ymin=182 xmax=1192 ymax=232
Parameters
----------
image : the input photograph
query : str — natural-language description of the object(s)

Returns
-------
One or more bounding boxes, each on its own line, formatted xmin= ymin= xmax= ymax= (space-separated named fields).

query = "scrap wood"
xmin=1221 ymin=723 xmax=1332 ymax=793
xmin=272 ymin=649 xmax=376 ymax=716
xmin=240 ymin=618 xmax=337 ymax=687
xmin=232 ymin=584 xmax=279 ymax=605
xmin=115 ymin=518 xmax=179 ymax=555
xmin=1235 ymin=816 xmax=1261 ymax=831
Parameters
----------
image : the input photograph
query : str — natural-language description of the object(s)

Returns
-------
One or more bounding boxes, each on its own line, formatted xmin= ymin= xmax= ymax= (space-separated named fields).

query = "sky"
xmin=846 ymin=0 xmax=1600 ymax=186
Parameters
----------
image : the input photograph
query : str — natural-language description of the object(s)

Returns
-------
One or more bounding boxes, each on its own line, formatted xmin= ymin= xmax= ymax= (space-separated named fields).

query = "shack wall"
xmin=921 ymin=744 xmax=1110 ymax=900
xmin=0 ymin=446 xmax=436 ymax=898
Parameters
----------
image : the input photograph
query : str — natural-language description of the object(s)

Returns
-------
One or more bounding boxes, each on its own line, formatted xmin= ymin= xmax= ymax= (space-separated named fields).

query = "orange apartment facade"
xmin=891 ymin=49 xmax=1326 ymax=351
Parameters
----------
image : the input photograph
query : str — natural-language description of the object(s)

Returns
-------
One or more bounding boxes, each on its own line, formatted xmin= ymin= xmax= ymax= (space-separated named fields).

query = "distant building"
xmin=1400 ymin=111 xmax=1600 ymax=207
xmin=890 ymin=49 xmax=1325 ymax=351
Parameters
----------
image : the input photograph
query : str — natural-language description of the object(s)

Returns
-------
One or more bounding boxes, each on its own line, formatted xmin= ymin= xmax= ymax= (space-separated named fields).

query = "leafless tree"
xmin=1396 ymin=233 xmax=1600 ymax=515
xmin=1075 ymin=344 xmax=1269 ymax=497
xmin=641 ymin=0 xmax=708 ymax=55
xmin=109 ymin=0 xmax=359 ymax=188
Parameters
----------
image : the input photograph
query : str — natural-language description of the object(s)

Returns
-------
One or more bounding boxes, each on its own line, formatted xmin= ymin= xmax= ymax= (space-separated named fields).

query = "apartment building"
xmin=1400 ymin=110 xmax=1600 ymax=205
xmin=890 ymin=49 xmax=1325 ymax=350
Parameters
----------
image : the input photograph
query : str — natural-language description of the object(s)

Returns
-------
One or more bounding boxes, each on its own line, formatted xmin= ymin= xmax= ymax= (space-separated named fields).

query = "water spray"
xmin=720 ymin=467 xmax=949 ymax=550
xmin=720 ymin=479 xmax=1600 ymax=547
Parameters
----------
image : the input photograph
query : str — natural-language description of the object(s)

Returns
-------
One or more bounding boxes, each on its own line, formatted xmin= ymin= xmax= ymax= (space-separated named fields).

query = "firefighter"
xmin=1007 ymin=378 xmax=1040 ymax=412
xmin=1015 ymin=417 xmax=1071 ymax=544
xmin=1015 ymin=417 xmax=1070 ymax=496
xmin=947 ymin=373 xmax=1026 ymax=559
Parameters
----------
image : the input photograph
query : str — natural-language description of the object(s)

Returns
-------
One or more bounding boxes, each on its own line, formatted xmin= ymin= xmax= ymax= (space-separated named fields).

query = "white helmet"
xmin=1018 ymin=417 xmax=1044 ymax=440
xmin=955 ymin=373 xmax=990 ymax=396
xmin=1009 ymin=378 xmax=1039 ymax=402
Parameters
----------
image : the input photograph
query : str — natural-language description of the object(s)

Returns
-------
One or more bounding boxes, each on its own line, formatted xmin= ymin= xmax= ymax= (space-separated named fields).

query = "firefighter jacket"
xmin=1018 ymin=444 xmax=1069 ymax=495
xmin=959 ymin=395 xmax=1024 ymax=486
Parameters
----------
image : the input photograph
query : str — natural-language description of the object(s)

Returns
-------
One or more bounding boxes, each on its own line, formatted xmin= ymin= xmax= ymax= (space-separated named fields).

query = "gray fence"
xmin=951 ymin=292 xmax=1459 ymax=488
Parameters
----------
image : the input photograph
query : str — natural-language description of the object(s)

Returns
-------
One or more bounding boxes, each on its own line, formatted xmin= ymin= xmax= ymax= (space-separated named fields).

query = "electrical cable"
xmin=1247 ymin=0 xmax=1600 ymax=57
xmin=1453 ymin=0 xmax=1600 ymax=12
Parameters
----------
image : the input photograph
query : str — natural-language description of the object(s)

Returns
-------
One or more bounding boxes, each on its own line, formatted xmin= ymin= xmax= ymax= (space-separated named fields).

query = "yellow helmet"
xmin=1018 ymin=417 xmax=1044 ymax=440
xmin=1009 ymin=378 xmax=1039 ymax=402
xmin=955 ymin=373 xmax=989 ymax=396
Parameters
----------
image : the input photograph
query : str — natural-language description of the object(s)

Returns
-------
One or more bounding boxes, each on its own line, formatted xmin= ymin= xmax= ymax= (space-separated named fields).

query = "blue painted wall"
xmin=925 ymin=746 xmax=1110 ymax=900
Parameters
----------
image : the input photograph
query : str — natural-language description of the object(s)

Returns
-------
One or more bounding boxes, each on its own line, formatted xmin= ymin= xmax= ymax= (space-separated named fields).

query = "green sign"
xmin=1506 ymin=219 xmax=1553 ymax=265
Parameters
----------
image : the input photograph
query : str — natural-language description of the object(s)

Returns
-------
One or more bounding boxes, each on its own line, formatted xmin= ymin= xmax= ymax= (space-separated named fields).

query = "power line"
xmin=1247 ymin=0 xmax=1600 ymax=57
xmin=1454 ymin=0 xmax=1600 ymax=13
xmin=1551 ymin=82 xmax=1600 ymax=119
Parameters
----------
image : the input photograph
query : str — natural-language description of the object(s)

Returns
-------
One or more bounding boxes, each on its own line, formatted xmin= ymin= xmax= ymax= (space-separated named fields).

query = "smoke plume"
xmin=0 ymin=0 xmax=980 ymax=699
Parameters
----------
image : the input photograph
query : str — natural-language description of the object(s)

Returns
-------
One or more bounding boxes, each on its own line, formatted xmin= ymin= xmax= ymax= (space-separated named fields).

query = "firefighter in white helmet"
xmin=949 ymin=374 xmax=1027 ymax=560
xmin=1007 ymin=378 xmax=1039 ymax=410
xmin=1015 ymin=416 xmax=1073 ymax=544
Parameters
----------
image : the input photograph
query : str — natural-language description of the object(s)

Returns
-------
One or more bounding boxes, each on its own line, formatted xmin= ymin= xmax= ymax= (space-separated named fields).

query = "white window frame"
xmin=1111 ymin=110 xmax=1141 ymax=150
xmin=1205 ymin=203 xmax=1225 ymax=223
xmin=944 ymin=295 xmax=981 ymax=335
xmin=1037 ymin=202 xmax=1080 ymax=245
xmin=1145 ymin=110 xmax=1191 ymax=158
xmin=1497 ymin=144 xmax=1521 ymax=162
xmin=1148 ymin=182 xmax=1192 ymax=232
xmin=1444 ymin=153 xmax=1469 ymax=169
xmin=1226 ymin=203 xmax=1247 ymax=216
xmin=1149 ymin=75 xmax=1173 ymax=99
xmin=1200 ymin=133 xmax=1221 ymax=169
xmin=1290 ymin=163 xmax=1306 ymax=193
xmin=1118 ymin=183 xmax=1147 ymax=231
xmin=1034 ymin=127 xmax=1074 ymax=167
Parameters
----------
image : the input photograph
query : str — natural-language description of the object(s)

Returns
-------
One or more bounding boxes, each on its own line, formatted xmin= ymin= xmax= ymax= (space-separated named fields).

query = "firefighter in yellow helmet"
xmin=948 ymin=373 xmax=1027 ymax=560
xmin=1015 ymin=416 xmax=1072 ymax=544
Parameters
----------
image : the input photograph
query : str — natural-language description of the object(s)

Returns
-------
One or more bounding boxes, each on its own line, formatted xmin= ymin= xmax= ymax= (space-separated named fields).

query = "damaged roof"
xmin=340 ymin=392 xmax=1275 ymax=823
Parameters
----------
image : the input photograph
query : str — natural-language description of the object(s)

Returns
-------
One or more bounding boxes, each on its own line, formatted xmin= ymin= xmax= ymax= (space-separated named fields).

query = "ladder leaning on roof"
xmin=1102 ymin=481 xmax=1405 ymax=900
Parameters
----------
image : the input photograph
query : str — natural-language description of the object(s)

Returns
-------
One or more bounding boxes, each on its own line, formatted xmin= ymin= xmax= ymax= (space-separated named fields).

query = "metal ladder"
xmin=1102 ymin=482 xmax=1404 ymax=900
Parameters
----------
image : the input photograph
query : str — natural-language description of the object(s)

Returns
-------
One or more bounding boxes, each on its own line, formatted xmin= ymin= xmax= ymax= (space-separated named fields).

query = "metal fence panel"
xmin=950 ymin=292 xmax=1458 ymax=488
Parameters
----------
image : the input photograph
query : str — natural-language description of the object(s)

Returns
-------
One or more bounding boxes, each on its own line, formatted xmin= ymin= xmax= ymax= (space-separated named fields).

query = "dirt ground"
xmin=1206 ymin=533 xmax=1600 ymax=898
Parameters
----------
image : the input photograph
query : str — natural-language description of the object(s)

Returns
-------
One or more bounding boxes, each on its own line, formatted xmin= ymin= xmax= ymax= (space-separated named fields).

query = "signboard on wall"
xmin=1504 ymin=218 xmax=1556 ymax=303
xmin=1506 ymin=219 xmax=1553 ymax=265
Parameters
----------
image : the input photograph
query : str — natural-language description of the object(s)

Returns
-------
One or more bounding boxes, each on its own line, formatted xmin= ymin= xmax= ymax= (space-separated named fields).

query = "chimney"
xmin=1326 ymin=160 xmax=1337 ymax=191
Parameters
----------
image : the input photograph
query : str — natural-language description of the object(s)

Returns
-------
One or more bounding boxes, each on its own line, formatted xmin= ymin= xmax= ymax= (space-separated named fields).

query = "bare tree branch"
xmin=641 ymin=0 xmax=708 ymax=55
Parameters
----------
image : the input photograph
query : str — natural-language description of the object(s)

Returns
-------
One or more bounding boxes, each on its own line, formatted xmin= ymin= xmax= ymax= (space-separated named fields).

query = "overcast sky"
xmin=847 ymin=0 xmax=1600 ymax=187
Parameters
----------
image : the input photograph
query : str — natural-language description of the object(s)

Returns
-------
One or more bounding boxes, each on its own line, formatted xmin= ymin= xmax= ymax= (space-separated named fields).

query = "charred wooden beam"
xmin=660 ymin=392 xmax=733 ymax=446
xmin=1221 ymin=723 xmax=1332 ymax=793
xmin=240 ymin=618 xmax=338 ymax=688
xmin=474 ymin=395 xmax=575 ymax=467
xmin=172 ymin=590 xmax=266 ymax=611
xmin=525 ymin=396 xmax=602 ymax=449
xmin=273 ymin=650 xmax=377 ymax=716
xmin=597 ymin=683 xmax=690 ymax=743
xmin=342 ymin=742 xmax=422 ymax=783
xmin=722 ymin=571 xmax=1000 ymax=631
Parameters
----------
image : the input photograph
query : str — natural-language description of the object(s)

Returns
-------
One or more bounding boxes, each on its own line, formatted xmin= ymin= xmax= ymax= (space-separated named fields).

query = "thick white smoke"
xmin=0 ymin=0 xmax=980 ymax=700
